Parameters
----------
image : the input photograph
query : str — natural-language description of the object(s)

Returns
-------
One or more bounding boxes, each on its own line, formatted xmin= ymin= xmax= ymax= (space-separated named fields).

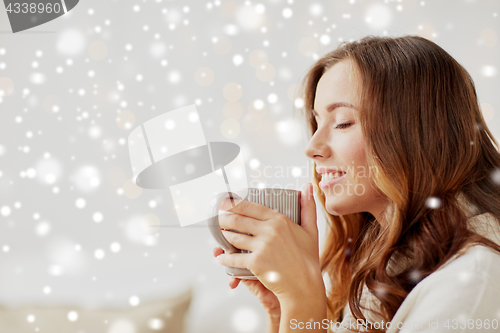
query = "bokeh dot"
xmin=275 ymin=118 xmax=301 ymax=145
xmin=282 ymin=8 xmax=293 ymax=19
xmin=0 ymin=77 xmax=14 ymax=97
xmin=264 ymin=270 xmax=280 ymax=282
xmin=57 ymin=29 xmax=85 ymax=56
xmin=93 ymin=212 xmax=103 ymax=223
xmin=242 ymin=113 xmax=262 ymax=132
xmin=148 ymin=318 xmax=165 ymax=330
xmin=75 ymin=198 xmax=86 ymax=209
xmin=255 ymin=63 xmax=275 ymax=82
xmin=94 ymin=249 xmax=105 ymax=260
xmin=287 ymin=84 xmax=299 ymax=101
xmin=416 ymin=23 xmax=436 ymax=40
xmin=36 ymin=221 xmax=51 ymax=237
xmin=220 ymin=1 xmax=237 ymax=19
xmin=141 ymin=214 xmax=161 ymax=234
xmin=426 ymin=197 xmax=442 ymax=209
xmin=249 ymin=158 xmax=260 ymax=168
xmin=122 ymin=179 xmax=142 ymax=199
xmin=67 ymin=311 xmax=78 ymax=322
xmin=231 ymin=307 xmax=259 ymax=332
xmin=247 ymin=101 xmax=267 ymax=118
xmin=236 ymin=5 xmax=264 ymax=31
xmin=365 ymin=4 xmax=393 ymax=29
xmin=223 ymin=82 xmax=243 ymax=102
xmin=43 ymin=95 xmax=61 ymax=114
xmin=129 ymin=295 xmax=140 ymax=306
xmin=320 ymin=34 xmax=331 ymax=45
xmin=480 ymin=28 xmax=497 ymax=47
xmin=310 ymin=3 xmax=323 ymax=16
xmin=168 ymin=70 xmax=182 ymax=84
xmin=299 ymin=37 xmax=318 ymax=56
xmin=195 ymin=67 xmax=215 ymax=86
xmin=480 ymin=103 xmax=494 ymax=122
xmin=233 ymin=54 xmax=243 ymax=66
xmin=149 ymin=41 xmax=167 ymax=58
xmin=491 ymin=168 xmax=500 ymax=185
xmin=116 ymin=110 xmax=135 ymax=130
xmin=212 ymin=36 xmax=232 ymax=55
xmin=248 ymin=49 xmax=268 ymax=68
xmin=220 ymin=119 xmax=241 ymax=138
xmin=294 ymin=98 xmax=305 ymax=108
xmin=110 ymin=242 xmax=121 ymax=253
xmin=267 ymin=93 xmax=278 ymax=104
xmin=164 ymin=119 xmax=175 ymax=130
xmin=481 ymin=65 xmax=497 ymax=77
xmin=1 ymin=206 xmax=11 ymax=216
xmin=88 ymin=41 xmax=108 ymax=60
xmin=30 ymin=73 xmax=45 ymax=85
xmin=223 ymin=102 xmax=244 ymax=119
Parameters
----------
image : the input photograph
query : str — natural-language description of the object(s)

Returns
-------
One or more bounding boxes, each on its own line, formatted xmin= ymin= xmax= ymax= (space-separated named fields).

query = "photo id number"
xmin=6 ymin=2 xmax=62 ymax=14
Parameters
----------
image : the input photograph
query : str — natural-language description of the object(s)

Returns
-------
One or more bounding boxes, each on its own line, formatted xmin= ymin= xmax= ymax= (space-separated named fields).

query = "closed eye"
xmin=335 ymin=122 xmax=352 ymax=129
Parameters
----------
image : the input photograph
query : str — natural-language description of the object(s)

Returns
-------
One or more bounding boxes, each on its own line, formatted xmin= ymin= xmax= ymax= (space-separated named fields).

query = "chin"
xmin=324 ymin=197 xmax=349 ymax=216
xmin=324 ymin=191 xmax=366 ymax=216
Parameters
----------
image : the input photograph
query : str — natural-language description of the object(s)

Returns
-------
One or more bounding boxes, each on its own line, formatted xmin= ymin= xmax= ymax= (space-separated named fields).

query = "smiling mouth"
xmin=319 ymin=172 xmax=346 ymax=189
xmin=320 ymin=171 xmax=345 ymax=181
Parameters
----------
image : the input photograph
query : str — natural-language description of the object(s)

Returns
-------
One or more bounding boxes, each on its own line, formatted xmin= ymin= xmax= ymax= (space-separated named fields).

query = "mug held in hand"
xmin=208 ymin=188 xmax=301 ymax=280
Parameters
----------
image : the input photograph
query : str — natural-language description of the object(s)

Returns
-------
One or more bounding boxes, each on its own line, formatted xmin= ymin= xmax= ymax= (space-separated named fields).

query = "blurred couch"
xmin=0 ymin=287 xmax=192 ymax=333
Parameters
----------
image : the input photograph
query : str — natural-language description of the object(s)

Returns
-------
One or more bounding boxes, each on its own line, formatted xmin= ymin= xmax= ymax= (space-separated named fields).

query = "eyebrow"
xmin=312 ymin=102 xmax=356 ymax=116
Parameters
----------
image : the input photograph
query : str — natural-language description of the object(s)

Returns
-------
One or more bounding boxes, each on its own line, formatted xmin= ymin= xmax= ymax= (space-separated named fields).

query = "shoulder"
xmin=390 ymin=245 xmax=500 ymax=331
xmin=433 ymin=244 xmax=500 ymax=282
xmin=415 ymin=211 xmax=500 ymax=292
xmin=409 ymin=244 xmax=500 ymax=300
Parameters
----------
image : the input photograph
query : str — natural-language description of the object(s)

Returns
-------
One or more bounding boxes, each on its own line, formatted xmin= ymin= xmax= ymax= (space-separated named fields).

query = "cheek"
xmin=352 ymin=143 xmax=367 ymax=167
xmin=334 ymin=133 xmax=367 ymax=176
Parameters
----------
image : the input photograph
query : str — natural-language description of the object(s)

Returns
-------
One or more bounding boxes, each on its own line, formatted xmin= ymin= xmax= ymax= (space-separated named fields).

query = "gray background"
xmin=0 ymin=0 xmax=499 ymax=332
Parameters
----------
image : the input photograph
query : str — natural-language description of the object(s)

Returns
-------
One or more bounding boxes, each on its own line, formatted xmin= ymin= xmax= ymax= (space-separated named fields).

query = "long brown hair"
xmin=297 ymin=35 xmax=500 ymax=332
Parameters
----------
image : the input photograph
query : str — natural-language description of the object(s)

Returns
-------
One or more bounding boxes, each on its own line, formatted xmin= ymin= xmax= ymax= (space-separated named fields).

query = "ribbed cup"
xmin=245 ymin=188 xmax=301 ymax=225
xmin=208 ymin=187 xmax=302 ymax=279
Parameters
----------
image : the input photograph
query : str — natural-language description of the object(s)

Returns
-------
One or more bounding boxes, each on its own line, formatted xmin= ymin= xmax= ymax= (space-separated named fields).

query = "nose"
xmin=304 ymin=127 xmax=331 ymax=160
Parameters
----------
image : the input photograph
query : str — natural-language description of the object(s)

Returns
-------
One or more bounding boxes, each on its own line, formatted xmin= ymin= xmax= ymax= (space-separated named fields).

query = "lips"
xmin=318 ymin=172 xmax=347 ymax=189
xmin=316 ymin=166 xmax=345 ymax=175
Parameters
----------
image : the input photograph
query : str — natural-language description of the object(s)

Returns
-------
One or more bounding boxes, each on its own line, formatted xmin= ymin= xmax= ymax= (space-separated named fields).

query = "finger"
xmin=220 ymin=197 xmax=275 ymax=221
xmin=213 ymin=246 xmax=225 ymax=257
xmin=300 ymin=182 xmax=319 ymax=240
xmin=221 ymin=229 xmax=258 ymax=252
xmin=229 ymin=277 xmax=241 ymax=289
xmin=216 ymin=252 xmax=250 ymax=270
xmin=218 ymin=210 xmax=262 ymax=236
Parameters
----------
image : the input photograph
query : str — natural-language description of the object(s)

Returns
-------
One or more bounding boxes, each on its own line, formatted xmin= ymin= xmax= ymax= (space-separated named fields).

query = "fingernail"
xmin=217 ymin=254 xmax=224 ymax=261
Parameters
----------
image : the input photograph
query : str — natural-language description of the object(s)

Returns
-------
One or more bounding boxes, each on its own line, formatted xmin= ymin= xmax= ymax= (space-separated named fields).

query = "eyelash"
xmin=335 ymin=122 xmax=352 ymax=129
xmin=314 ymin=116 xmax=352 ymax=130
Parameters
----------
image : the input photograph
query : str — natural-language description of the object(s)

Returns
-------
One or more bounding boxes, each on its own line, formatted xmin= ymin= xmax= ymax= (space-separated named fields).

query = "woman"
xmin=213 ymin=35 xmax=500 ymax=332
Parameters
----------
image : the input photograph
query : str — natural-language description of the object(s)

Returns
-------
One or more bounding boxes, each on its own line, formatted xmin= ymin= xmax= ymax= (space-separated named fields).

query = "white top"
xmin=332 ymin=211 xmax=500 ymax=333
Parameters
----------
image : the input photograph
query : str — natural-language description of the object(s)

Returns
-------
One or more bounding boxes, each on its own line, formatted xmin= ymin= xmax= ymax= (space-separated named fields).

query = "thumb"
xmin=300 ymin=182 xmax=318 ymax=240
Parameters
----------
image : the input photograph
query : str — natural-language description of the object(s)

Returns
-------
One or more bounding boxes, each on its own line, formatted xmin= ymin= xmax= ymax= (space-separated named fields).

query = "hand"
xmin=215 ymin=183 xmax=325 ymax=303
xmin=213 ymin=246 xmax=281 ymax=319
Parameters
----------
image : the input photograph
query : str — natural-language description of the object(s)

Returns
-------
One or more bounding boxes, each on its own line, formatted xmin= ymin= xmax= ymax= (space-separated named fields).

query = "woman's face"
xmin=304 ymin=60 xmax=387 ymax=220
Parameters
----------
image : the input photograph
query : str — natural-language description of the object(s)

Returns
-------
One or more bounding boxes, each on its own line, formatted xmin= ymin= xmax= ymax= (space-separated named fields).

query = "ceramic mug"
xmin=208 ymin=187 xmax=301 ymax=280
